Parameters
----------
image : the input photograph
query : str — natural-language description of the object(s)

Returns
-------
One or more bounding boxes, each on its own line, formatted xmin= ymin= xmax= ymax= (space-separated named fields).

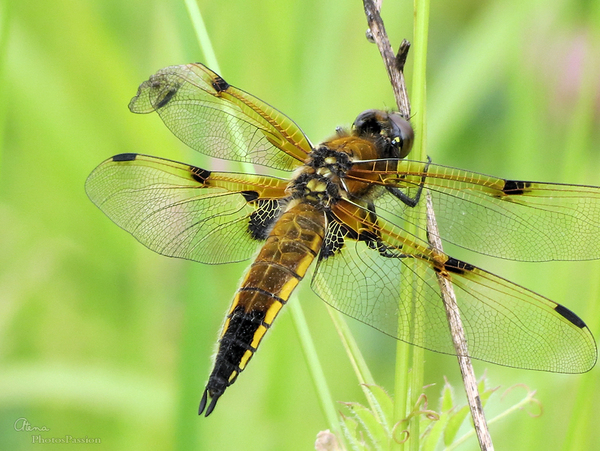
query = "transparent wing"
xmin=347 ymin=159 xmax=600 ymax=261
xmin=129 ymin=63 xmax=313 ymax=171
xmin=311 ymin=199 xmax=597 ymax=373
xmin=85 ymin=153 xmax=289 ymax=264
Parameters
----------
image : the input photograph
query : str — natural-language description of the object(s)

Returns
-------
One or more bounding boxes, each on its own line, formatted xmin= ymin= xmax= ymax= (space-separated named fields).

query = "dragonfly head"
xmin=352 ymin=109 xmax=414 ymax=159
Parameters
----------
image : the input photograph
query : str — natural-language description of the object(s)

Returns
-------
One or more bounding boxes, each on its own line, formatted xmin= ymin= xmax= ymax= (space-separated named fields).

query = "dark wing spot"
xmin=112 ymin=153 xmax=138 ymax=162
xmin=190 ymin=166 xmax=211 ymax=184
xmin=248 ymin=199 xmax=282 ymax=240
xmin=503 ymin=180 xmax=532 ymax=195
xmin=444 ymin=257 xmax=475 ymax=275
xmin=320 ymin=225 xmax=347 ymax=258
xmin=212 ymin=75 xmax=230 ymax=93
xmin=554 ymin=304 xmax=587 ymax=328
xmin=320 ymin=217 xmax=355 ymax=259
xmin=240 ymin=190 xmax=259 ymax=202
xmin=155 ymin=87 xmax=178 ymax=109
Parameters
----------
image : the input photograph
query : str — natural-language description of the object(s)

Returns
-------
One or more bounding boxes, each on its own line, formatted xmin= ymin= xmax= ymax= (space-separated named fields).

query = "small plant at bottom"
xmin=315 ymin=376 xmax=541 ymax=450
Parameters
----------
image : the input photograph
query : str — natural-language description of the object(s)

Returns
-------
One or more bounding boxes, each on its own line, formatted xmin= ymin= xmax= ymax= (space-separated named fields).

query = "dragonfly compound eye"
xmin=353 ymin=110 xmax=414 ymax=158
xmin=387 ymin=113 xmax=414 ymax=158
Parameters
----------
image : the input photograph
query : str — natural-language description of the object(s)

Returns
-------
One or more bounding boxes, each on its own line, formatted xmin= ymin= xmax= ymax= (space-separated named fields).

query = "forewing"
xmin=348 ymin=159 xmax=600 ymax=261
xmin=85 ymin=153 xmax=289 ymax=264
xmin=311 ymin=199 xmax=597 ymax=373
xmin=129 ymin=63 xmax=312 ymax=171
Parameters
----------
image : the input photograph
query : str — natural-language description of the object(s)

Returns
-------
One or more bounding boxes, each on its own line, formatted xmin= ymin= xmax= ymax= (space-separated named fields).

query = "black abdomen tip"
xmin=198 ymin=387 xmax=221 ymax=417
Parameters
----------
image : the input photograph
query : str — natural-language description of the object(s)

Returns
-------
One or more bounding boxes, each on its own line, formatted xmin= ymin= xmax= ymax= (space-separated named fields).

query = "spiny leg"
xmin=386 ymin=156 xmax=431 ymax=207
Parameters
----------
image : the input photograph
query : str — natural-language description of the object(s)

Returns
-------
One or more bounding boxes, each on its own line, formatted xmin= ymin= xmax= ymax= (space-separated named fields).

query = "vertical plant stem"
xmin=184 ymin=0 xmax=220 ymax=72
xmin=362 ymin=1 xmax=429 ymax=448
xmin=290 ymin=298 xmax=343 ymax=440
xmin=411 ymin=0 xmax=429 ymax=158
xmin=404 ymin=1 xmax=430 ymax=449
xmin=413 ymin=1 xmax=494 ymax=448
xmin=426 ymin=194 xmax=495 ymax=451
xmin=327 ymin=307 xmax=382 ymax=418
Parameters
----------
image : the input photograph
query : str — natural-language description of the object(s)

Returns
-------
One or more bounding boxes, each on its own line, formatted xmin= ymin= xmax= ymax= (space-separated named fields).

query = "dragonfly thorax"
xmin=287 ymin=146 xmax=354 ymax=205
xmin=288 ymin=171 xmax=342 ymax=206
xmin=306 ymin=146 xmax=353 ymax=177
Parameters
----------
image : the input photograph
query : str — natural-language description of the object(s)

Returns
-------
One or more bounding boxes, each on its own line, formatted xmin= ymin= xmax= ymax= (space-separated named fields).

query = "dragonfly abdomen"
xmin=199 ymin=201 xmax=326 ymax=416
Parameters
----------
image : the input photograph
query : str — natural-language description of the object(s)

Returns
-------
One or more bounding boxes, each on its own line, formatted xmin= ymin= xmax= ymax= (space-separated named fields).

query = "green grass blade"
xmin=290 ymin=298 xmax=343 ymax=441
xmin=184 ymin=0 xmax=220 ymax=72
xmin=391 ymin=0 xmax=430 ymax=450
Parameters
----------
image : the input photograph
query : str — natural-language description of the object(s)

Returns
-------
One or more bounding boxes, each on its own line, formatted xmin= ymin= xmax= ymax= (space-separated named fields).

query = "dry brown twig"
xmin=363 ymin=0 xmax=411 ymax=117
xmin=361 ymin=1 xmax=495 ymax=449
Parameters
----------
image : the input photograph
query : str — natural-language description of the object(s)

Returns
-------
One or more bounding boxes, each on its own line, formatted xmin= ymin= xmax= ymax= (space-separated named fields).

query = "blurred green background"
xmin=1 ymin=0 xmax=600 ymax=450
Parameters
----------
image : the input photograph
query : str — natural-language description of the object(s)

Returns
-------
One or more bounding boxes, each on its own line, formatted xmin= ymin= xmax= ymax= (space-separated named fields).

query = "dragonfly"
xmin=86 ymin=63 xmax=598 ymax=416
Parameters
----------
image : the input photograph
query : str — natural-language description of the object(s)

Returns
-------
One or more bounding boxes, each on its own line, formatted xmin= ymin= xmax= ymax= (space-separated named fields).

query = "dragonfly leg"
xmin=386 ymin=155 xmax=431 ymax=207
xmin=365 ymin=235 xmax=407 ymax=259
